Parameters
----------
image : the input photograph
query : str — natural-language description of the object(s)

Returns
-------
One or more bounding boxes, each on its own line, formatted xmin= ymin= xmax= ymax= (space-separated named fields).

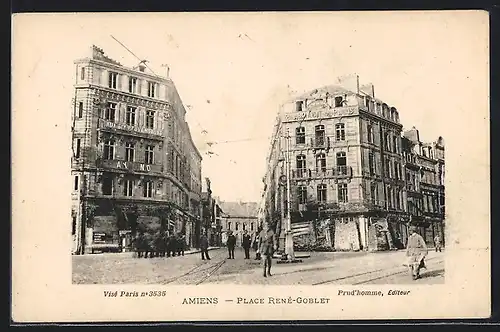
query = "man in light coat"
xmin=406 ymin=226 xmax=428 ymax=280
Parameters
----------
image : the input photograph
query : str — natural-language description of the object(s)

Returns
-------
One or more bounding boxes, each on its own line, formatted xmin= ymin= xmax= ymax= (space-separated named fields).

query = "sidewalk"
xmin=78 ymin=246 xmax=221 ymax=257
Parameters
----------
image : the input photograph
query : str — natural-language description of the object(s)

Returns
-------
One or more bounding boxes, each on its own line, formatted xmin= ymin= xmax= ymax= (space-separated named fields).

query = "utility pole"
xmin=279 ymin=128 xmax=302 ymax=264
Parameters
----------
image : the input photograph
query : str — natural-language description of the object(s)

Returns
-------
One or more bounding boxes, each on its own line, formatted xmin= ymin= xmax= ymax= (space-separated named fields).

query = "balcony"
xmin=335 ymin=165 xmax=352 ymax=178
xmin=310 ymin=137 xmax=330 ymax=149
xmin=291 ymin=166 xmax=353 ymax=180
xmin=292 ymin=168 xmax=311 ymax=179
xmin=97 ymin=118 xmax=164 ymax=140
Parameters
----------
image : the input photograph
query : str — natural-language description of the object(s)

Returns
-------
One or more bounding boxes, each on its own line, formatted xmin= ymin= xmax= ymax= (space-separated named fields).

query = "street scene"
xmin=73 ymin=247 xmax=444 ymax=285
xmin=70 ymin=24 xmax=445 ymax=285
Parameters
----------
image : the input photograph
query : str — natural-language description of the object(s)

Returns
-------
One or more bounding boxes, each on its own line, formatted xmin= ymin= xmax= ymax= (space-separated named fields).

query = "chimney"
xmin=360 ymin=83 xmax=375 ymax=98
xmin=336 ymin=73 xmax=360 ymax=94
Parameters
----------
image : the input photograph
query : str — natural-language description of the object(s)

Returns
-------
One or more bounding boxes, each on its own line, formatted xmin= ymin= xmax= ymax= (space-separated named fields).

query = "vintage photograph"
xmin=12 ymin=11 xmax=490 ymax=322
xmin=71 ymin=21 xmax=444 ymax=286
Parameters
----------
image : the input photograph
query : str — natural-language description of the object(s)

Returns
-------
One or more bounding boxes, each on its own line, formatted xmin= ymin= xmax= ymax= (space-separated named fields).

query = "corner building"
xmin=263 ymin=74 xmax=408 ymax=251
xmin=71 ymin=46 xmax=202 ymax=254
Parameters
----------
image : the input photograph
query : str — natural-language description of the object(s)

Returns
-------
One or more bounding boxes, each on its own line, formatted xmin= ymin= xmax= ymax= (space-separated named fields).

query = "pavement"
xmin=72 ymin=247 xmax=445 ymax=285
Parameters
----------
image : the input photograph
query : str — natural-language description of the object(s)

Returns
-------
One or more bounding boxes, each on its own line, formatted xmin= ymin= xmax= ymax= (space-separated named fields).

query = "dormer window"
xmin=296 ymin=101 xmax=303 ymax=112
xmin=334 ymin=96 xmax=344 ymax=107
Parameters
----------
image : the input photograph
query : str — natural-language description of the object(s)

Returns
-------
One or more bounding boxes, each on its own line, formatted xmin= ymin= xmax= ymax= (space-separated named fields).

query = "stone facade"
xmin=71 ymin=45 xmax=203 ymax=254
xmin=261 ymin=74 xmax=444 ymax=252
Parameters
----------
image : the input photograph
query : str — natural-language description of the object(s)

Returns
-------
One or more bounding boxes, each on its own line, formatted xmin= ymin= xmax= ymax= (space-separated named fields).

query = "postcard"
xmin=11 ymin=10 xmax=490 ymax=322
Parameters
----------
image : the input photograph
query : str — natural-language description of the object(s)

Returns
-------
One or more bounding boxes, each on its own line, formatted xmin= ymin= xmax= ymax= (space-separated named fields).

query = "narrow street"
xmin=73 ymin=248 xmax=444 ymax=285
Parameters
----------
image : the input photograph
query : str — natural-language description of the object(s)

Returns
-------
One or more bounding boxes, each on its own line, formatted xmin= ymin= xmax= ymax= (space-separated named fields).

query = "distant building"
xmin=402 ymin=128 xmax=445 ymax=246
xmin=261 ymin=74 xmax=445 ymax=251
xmin=71 ymin=45 xmax=202 ymax=254
xmin=219 ymin=201 xmax=260 ymax=246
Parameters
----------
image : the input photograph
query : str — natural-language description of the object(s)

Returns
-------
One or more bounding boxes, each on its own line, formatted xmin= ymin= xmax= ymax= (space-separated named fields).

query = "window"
xmin=128 ymin=77 xmax=137 ymax=93
xmin=296 ymin=155 xmax=306 ymax=177
xmin=124 ymin=179 xmax=134 ymax=196
xmin=126 ymin=106 xmax=136 ymax=126
xmin=334 ymin=96 xmax=344 ymax=107
xmin=335 ymin=123 xmax=345 ymax=141
xmin=72 ymin=215 xmax=77 ymax=235
xmin=368 ymin=152 xmax=375 ymax=175
xmin=338 ymin=183 xmax=348 ymax=203
xmin=315 ymin=125 xmax=325 ymax=146
xmin=396 ymin=189 xmax=401 ymax=209
xmin=386 ymin=187 xmax=392 ymax=209
xmin=102 ymin=174 xmax=113 ymax=195
xmin=317 ymin=184 xmax=327 ymax=202
xmin=385 ymin=158 xmax=391 ymax=178
xmin=108 ymin=72 xmax=118 ymax=89
xmin=105 ymin=102 xmax=116 ymax=122
xmin=316 ymin=153 xmax=326 ymax=172
xmin=367 ymin=124 xmax=373 ymax=143
xmin=103 ymin=140 xmax=115 ymax=160
xmin=296 ymin=101 xmax=303 ymax=112
xmin=370 ymin=182 xmax=377 ymax=203
xmin=146 ymin=110 xmax=155 ymax=129
xmin=422 ymin=148 xmax=427 ymax=158
xmin=365 ymin=97 xmax=370 ymax=108
xmin=75 ymin=138 xmax=81 ymax=158
xmin=384 ymin=132 xmax=391 ymax=151
xmin=236 ymin=223 xmax=239 ymax=231
xmin=147 ymin=82 xmax=156 ymax=98
xmin=125 ymin=142 xmax=135 ymax=162
xmin=393 ymin=136 xmax=398 ymax=153
xmin=297 ymin=185 xmax=307 ymax=204
xmin=336 ymin=152 xmax=347 ymax=175
xmin=251 ymin=223 xmax=254 ymax=231
xmin=228 ymin=222 xmax=231 ymax=230
xmin=376 ymin=103 xmax=381 ymax=113
xmin=74 ymin=175 xmax=79 ymax=191
xmin=78 ymin=102 xmax=83 ymax=118
xmin=145 ymin=145 xmax=154 ymax=164
xmin=296 ymin=127 xmax=305 ymax=144
xmin=80 ymin=67 xmax=85 ymax=80
xmin=143 ymin=180 xmax=154 ymax=198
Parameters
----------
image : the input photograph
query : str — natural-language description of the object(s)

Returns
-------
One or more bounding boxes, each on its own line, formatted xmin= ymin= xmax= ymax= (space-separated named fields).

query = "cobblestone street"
xmin=73 ymin=248 xmax=444 ymax=285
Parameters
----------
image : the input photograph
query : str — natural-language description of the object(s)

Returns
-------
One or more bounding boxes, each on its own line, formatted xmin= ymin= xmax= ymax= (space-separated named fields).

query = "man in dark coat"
xmin=226 ymin=231 xmax=236 ymax=259
xmin=259 ymin=223 xmax=277 ymax=277
xmin=200 ymin=232 xmax=210 ymax=260
xmin=177 ymin=233 xmax=186 ymax=256
xmin=166 ymin=234 xmax=177 ymax=257
xmin=242 ymin=230 xmax=252 ymax=259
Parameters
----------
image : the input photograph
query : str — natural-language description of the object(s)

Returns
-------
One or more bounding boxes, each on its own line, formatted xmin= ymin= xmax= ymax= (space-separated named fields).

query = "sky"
xmin=13 ymin=11 xmax=489 ymax=203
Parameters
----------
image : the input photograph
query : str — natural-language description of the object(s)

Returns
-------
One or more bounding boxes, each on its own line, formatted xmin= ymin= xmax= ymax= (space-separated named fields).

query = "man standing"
xmin=406 ymin=226 xmax=428 ymax=280
xmin=242 ymin=230 xmax=252 ymax=259
xmin=227 ymin=231 xmax=236 ymax=259
xmin=434 ymin=234 xmax=442 ymax=252
xmin=177 ymin=233 xmax=186 ymax=256
xmin=259 ymin=223 xmax=277 ymax=277
xmin=200 ymin=232 xmax=210 ymax=260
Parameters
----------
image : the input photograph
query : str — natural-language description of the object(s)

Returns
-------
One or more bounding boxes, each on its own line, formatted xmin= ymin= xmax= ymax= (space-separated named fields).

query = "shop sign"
xmin=282 ymin=106 xmax=358 ymax=122
xmin=101 ymin=160 xmax=161 ymax=173
xmin=93 ymin=232 xmax=106 ymax=243
xmin=99 ymin=119 xmax=163 ymax=137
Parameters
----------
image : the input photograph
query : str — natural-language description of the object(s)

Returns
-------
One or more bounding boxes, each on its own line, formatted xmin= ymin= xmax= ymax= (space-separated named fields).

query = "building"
xmin=261 ymin=74 xmax=417 ymax=252
xmin=219 ymin=201 xmax=260 ymax=246
xmin=200 ymin=178 xmax=224 ymax=247
xmin=71 ymin=45 xmax=203 ymax=254
xmin=402 ymin=127 xmax=445 ymax=246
